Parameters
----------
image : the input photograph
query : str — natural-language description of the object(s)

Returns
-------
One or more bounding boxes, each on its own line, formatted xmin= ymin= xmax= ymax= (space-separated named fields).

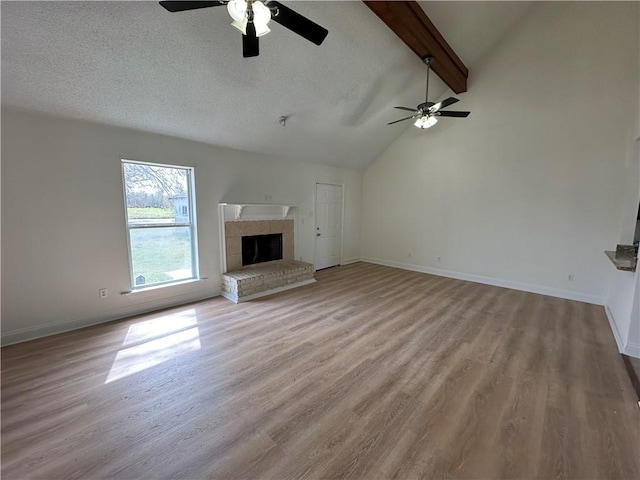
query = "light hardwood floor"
xmin=2 ymin=262 xmax=639 ymax=479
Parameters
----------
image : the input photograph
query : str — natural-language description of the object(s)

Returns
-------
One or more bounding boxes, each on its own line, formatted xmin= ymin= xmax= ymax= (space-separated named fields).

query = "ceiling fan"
xmin=159 ymin=1 xmax=328 ymax=58
xmin=389 ymin=57 xmax=470 ymax=129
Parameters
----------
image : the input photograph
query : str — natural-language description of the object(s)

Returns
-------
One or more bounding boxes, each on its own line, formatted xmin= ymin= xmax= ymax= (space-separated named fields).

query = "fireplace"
xmin=242 ymin=233 xmax=283 ymax=266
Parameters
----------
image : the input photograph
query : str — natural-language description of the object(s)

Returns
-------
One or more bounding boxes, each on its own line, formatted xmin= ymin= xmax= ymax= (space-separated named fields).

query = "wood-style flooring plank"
xmin=2 ymin=262 xmax=639 ymax=479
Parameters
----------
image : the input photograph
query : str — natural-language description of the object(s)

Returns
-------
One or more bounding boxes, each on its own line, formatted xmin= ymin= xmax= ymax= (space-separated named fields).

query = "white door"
xmin=314 ymin=183 xmax=342 ymax=270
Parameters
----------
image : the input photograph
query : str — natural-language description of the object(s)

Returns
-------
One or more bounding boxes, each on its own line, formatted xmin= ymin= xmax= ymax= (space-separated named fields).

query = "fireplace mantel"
xmin=219 ymin=203 xmax=295 ymax=220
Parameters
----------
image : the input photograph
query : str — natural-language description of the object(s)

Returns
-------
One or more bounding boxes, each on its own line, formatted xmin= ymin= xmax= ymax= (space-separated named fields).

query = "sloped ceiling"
xmin=1 ymin=1 xmax=532 ymax=169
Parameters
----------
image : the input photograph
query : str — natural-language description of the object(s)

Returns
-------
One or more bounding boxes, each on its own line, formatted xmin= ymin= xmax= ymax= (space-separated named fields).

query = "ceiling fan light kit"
xmin=388 ymin=56 xmax=471 ymax=129
xmin=414 ymin=115 xmax=437 ymax=129
xmin=159 ymin=0 xmax=328 ymax=58
xmin=225 ymin=0 xmax=272 ymax=37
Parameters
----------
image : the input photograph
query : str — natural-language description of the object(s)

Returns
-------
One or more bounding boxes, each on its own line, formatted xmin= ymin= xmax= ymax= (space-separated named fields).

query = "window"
xmin=122 ymin=160 xmax=198 ymax=289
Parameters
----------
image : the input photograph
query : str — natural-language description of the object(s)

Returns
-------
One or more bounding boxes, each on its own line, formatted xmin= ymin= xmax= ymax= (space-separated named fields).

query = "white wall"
xmin=1 ymin=108 xmax=361 ymax=345
xmin=362 ymin=2 xmax=639 ymax=306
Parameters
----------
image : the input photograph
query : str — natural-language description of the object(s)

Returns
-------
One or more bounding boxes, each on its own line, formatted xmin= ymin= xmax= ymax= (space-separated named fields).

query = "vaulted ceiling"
xmin=1 ymin=1 xmax=533 ymax=169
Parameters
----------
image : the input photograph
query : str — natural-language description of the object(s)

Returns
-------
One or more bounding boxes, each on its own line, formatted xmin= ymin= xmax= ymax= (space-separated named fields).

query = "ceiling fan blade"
xmin=394 ymin=106 xmax=419 ymax=113
xmin=429 ymin=97 xmax=459 ymax=113
xmin=387 ymin=115 xmax=418 ymax=125
xmin=243 ymin=23 xmax=259 ymax=57
xmin=269 ymin=1 xmax=328 ymax=45
xmin=436 ymin=111 xmax=470 ymax=118
xmin=159 ymin=1 xmax=225 ymax=12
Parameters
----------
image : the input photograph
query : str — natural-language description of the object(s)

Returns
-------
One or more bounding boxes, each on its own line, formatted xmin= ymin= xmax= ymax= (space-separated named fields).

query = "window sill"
xmin=122 ymin=278 xmax=208 ymax=297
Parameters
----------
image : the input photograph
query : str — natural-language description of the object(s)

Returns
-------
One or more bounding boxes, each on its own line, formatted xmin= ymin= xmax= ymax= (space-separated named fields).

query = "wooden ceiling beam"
xmin=363 ymin=1 xmax=468 ymax=94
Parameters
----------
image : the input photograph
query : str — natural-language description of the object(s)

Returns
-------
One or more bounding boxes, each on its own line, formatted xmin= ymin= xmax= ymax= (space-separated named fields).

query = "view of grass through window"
xmin=123 ymin=161 xmax=197 ymax=288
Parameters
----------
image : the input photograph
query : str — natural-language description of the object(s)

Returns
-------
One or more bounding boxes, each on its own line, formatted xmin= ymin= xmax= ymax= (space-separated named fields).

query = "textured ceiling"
xmin=1 ymin=1 xmax=532 ymax=169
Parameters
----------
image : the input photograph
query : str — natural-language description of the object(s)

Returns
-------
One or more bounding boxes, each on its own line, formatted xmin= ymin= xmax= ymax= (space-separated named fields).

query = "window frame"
xmin=121 ymin=159 xmax=199 ymax=290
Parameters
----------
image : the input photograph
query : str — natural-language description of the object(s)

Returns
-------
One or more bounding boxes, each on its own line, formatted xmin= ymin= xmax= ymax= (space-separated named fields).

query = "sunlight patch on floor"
xmin=106 ymin=308 xmax=201 ymax=383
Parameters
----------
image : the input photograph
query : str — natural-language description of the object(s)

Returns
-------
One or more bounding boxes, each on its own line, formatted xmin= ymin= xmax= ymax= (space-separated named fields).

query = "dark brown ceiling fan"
xmin=159 ymin=1 xmax=328 ymax=58
xmin=389 ymin=57 xmax=470 ymax=129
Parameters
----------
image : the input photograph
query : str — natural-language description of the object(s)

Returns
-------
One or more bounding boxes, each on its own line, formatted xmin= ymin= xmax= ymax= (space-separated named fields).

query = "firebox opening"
xmin=242 ymin=233 xmax=283 ymax=266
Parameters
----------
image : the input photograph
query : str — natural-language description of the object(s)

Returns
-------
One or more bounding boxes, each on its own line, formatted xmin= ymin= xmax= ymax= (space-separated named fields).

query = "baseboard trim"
xmin=1 ymin=288 xmax=220 ymax=347
xmin=604 ymin=305 xmax=625 ymax=353
xmin=361 ymin=257 xmax=605 ymax=306
xmin=341 ymin=257 xmax=361 ymax=265
xmin=221 ymin=279 xmax=317 ymax=304
xmin=624 ymin=342 xmax=640 ymax=359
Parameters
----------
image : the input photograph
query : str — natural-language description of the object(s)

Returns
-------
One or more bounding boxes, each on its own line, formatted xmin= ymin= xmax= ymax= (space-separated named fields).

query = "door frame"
xmin=313 ymin=181 xmax=345 ymax=271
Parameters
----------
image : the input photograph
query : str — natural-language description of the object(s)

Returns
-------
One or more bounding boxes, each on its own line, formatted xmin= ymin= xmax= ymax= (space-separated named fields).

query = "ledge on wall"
xmin=605 ymin=244 xmax=638 ymax=272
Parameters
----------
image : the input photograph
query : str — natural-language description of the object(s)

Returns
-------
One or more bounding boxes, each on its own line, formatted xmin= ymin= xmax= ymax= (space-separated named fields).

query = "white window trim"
xmin=122 ymin=159 xmax=200 ymax=291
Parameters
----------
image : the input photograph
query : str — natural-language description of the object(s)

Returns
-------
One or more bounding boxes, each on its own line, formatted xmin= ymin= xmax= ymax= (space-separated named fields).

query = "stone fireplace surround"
xmin=224 ymin=219 xmax=294 ymax=272
xmin=222 ymin=218 xmax=315 ymax=302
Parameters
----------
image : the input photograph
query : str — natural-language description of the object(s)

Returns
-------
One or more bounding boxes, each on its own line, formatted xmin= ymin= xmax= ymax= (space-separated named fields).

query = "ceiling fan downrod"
xmin=422 ymin=56 xmax=433 ymax=112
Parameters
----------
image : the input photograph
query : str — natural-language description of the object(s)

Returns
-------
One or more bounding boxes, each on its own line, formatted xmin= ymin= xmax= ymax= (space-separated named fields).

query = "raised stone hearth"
xmin=222 ymin=260 xmax=315 ymax=303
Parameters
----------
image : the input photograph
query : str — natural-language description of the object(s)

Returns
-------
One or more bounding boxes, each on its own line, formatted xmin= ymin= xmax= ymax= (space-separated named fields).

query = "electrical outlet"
xmin=568 ymin=275 xmax=575 ymax=281
xmin=264 ymin=194 xmax=272 ymax=202
xmin=98 ymin=288 xmax=108 ymax=299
